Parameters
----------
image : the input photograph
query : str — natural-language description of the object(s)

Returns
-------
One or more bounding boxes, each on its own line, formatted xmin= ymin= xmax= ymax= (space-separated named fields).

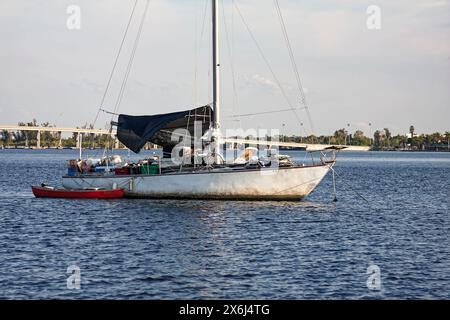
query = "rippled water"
xmin=0 ymin=149 xmax=449 ymax=299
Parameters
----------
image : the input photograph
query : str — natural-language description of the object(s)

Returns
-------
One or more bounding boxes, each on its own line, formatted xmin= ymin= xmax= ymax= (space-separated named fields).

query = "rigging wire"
xmin=193 ymin=2 xmax=199 ymax=108
xmin=193 ymin=0 xmax=209 ymax=107
xmin=233 ymin=1 xmax=306 ymax=131
xmin=200 ymin=0 xmax=209 ymax=41
xmin=92 ymin=0 xmax=139 ymax=128
xmin=207 ymin=2 xmax=212 ymax=105
xmin=102 ymin=0 xmax=150 ymax=157
xmin=99 ymin=108 xmax=119 ymax=116
xmin=228 ymin=106 xmax=307 ymax=118
xmin=327 ymin=164 xmax=374 ymax=208
xmin=273 ymin=0 xmax=315 ymax=134
xmin=233 ymin=1 xmax=292 ymax=109
xmin=232 ymin=0 xmax=239 ymax=126
xmin=112 ymin=0 xmax=151 ymax=118
xmin=221 ymin=0 xmax=240 ymax=126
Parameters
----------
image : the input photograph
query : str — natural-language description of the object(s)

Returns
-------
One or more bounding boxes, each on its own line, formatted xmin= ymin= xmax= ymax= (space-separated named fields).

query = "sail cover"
xmin=117 ymin=105 xmax=213 ymax=154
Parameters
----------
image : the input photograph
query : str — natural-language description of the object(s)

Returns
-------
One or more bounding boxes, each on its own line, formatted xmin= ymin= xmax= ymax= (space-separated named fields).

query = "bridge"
xmin=0 ymin=125 xmax=114 ymax=149
xmin=221 ymin=138 xmax=370 ymax=151
xmin=0 ymin=125 xmax=370 ymax=151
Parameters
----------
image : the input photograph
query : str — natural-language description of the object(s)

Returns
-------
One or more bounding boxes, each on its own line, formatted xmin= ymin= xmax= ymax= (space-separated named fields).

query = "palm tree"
xmin=334 ymin=129 xmax=347 ymax=145
xmin=408 ymin=125 xmax=415 ymax=149
xmin=373 ymin=130 xmax=381 ymax=149
xmin=445 ymin=131 xmax=450 ymax=151
xmin=384 ymin=128 xmax=391 ymax=148
xmin=409 ymin=125 xmax=415 ymax=138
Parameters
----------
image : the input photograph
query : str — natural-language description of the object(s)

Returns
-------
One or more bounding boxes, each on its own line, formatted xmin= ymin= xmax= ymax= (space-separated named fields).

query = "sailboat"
xmin=62 ymin=0 xmax=336 ymax=200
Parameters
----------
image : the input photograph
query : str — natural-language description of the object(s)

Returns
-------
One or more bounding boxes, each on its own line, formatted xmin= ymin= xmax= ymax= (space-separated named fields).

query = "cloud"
xmin=251 ymin=74 xmax=278 ymax=90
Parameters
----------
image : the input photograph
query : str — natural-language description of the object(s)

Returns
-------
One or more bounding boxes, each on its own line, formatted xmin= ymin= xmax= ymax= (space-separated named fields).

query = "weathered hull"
xmin=61 ymin=165 xmax=331 ymax=201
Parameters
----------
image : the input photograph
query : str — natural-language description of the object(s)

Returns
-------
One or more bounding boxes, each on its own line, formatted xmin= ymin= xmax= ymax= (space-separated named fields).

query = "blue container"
xmin=67 ymin=167 xmax=78 ymax=176
xmin=94 ymin=166 xmax=107 ymax=173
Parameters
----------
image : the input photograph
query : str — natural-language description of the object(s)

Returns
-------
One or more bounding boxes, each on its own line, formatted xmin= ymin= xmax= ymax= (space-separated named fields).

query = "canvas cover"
xmin=116 ymin=105 xmax=213 ymax=154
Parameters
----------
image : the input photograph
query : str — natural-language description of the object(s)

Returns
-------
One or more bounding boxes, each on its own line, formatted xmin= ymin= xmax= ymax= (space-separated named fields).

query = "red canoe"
xmin=32 ymin=186 xmax=125 ymax=199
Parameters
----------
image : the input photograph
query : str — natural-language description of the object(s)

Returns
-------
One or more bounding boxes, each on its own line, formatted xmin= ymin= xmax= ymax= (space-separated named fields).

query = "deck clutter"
xmin=66 ymin=155 xmax=161 ymax=177
xmin=65 ymin=147 xmax=298 ymax=179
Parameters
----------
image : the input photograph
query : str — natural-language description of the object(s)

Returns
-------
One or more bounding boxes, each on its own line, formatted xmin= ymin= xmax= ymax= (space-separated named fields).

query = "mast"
xmin=212 ymin=0 xmax=220 ymax=129
xmin=212 ymin=0 xmax=221 ymax=163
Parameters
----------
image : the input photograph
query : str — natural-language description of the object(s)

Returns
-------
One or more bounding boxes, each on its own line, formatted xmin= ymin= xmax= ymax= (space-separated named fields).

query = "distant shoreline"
xmin=1 ymin=146 xmax=449 ymax=153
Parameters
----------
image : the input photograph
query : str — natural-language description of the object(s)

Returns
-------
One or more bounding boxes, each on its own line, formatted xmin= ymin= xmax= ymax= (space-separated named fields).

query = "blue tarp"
xmin=117 ymin=105 xmax=212 ymax=154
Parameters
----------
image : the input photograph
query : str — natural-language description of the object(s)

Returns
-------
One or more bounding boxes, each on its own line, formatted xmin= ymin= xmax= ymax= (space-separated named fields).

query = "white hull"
xmin=62 ymin=164 xmax=331 ymax=200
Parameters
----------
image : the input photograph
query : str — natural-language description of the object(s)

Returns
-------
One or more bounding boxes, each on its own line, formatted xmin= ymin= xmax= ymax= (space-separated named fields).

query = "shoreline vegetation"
xmin=0 ymin=121 xmax=449 ymax=152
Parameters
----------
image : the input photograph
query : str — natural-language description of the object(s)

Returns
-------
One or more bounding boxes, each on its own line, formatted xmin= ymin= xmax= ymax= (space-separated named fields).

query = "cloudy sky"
xmin=1 ymin=0 xmax=449 ymax=136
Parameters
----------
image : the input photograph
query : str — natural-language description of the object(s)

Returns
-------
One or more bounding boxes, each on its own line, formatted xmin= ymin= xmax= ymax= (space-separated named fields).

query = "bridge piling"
xmin=36 ymin=131 xmax=41 ymax=149
xmin=58 ymin=131 xmax=62 ymax=148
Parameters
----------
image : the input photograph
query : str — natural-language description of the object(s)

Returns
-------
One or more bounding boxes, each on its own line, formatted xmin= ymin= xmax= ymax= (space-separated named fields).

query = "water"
xmin=0 ymin=149 xmax=449 ymax=299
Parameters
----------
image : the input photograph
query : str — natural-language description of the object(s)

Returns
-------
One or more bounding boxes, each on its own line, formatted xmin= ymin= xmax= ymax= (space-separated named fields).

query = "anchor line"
xmin=326 ymin=164 xmax=375 ymax=208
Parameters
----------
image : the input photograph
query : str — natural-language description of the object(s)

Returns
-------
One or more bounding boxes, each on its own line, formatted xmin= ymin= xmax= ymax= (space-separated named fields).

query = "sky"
xmin=0 ymin=0 xmax=449 ymax=136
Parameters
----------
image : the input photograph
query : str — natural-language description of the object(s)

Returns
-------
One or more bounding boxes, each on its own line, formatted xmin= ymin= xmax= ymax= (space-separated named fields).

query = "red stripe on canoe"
xmin=31 ymin=186 xmax=125 ymax=199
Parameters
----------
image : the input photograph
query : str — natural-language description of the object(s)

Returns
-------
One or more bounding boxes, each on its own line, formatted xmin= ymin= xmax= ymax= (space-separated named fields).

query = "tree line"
xmin=281 ymin=125 xmax=450 ymax=151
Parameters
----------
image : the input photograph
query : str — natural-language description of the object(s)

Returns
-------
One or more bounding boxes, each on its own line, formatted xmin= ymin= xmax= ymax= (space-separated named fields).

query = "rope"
xmin=102 ymin=0 xmax=150 ymax=157
xmin=234 ymin=1 xmax=308 ymax=132
xmin=206 ymin=0 xmax=212 ymax=104
xmin=193 ymin=0 xmax=209 ymax=107
xmin=228 ymin=106 xmax=307 ymax=118
xmin=112 ymin=0 xmax=151 ymax=117
xmin=92 ymin=0 xmax=139 ymax=128
xmin=332 ymin=167 xmax=337 ymax=202
xmin=180 ymin=109 xmax=193 ymax=171
xmin=273 ymin=0 xmax=315 ymax=134
xmin=327 ymin=164 xmax=374 ymax=207
xmin=221 ymin=0 xmax=239 ymax=125
xmin=233 ymin=2 xmax=292 ymax=109
xmin=99 ymin=108 xmax=119 ymax=116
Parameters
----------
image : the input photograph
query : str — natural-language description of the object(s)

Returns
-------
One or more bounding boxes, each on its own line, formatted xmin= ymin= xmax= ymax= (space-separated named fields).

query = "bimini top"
xmin=116 ymin=105 xmax=213 ymax=154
